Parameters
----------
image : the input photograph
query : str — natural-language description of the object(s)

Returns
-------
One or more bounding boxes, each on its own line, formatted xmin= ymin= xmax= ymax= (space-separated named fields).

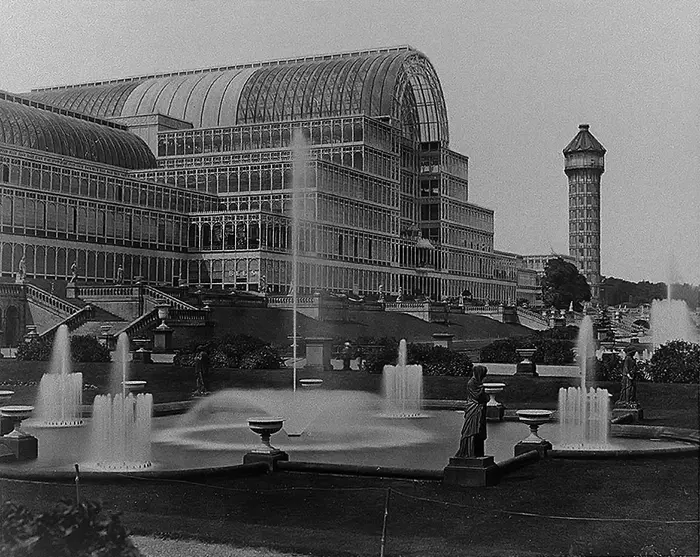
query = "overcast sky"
xmin=2 ymin=0 xmax=698 ymax=284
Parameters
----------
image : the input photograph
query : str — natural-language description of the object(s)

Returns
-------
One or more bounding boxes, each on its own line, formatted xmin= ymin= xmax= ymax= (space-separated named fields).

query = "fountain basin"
xmin=0 ymin=391 xmax=15 ymax=404
xmin=122 ymin=381 xmax=147 ymax=393
xmin=299 ymin=379 xmax=323 ymax=389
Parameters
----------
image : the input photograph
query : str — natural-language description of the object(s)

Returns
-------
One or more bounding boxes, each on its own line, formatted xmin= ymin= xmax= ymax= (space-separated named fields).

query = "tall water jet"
xmin=381 ymin=339 xmax=425 ymax=418
xmin=33 ymin=325 xmax=84 ymax=427
xmin=650 ymin=298 xmax=697 ymax=348
xmin=558 ymin=316 xmax=610 ymax=448
xmin=290 ymin=127 xmax=310 ymax=392
xmin=87 ymin=332 xmax=153 ymax=470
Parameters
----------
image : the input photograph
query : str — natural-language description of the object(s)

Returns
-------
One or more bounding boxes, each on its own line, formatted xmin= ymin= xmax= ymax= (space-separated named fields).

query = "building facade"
xmin=563 ymin=124 xmax=605 ymax=301
xmin=1 ymin=47 xmax=519 ymax=304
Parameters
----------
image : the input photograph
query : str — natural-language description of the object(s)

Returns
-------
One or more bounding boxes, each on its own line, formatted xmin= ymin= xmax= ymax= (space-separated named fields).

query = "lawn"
xmin=0 ymin=361 xmax=697 ymax=556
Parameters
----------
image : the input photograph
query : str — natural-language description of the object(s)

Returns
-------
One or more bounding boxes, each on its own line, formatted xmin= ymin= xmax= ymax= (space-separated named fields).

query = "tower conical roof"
xmin=563 ymin=124 xmax=606 ymax=154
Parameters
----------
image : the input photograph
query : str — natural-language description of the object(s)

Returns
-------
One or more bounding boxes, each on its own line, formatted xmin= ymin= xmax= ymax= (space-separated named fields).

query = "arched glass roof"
xmin=0 ymin=97 xmax=156 ymax=169
xmin=25 ymin=47 xmax=449 ymax=145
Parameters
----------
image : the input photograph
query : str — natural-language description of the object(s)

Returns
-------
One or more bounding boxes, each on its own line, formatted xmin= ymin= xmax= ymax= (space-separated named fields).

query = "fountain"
xmin=557 ymin=316 xmax=611 ymax=449
xmin=86 ymin=332 xmax=153 ymax=470
xmin=650 ymin=297 xmax=697 ymax=348
xmin=381 ymin=339 xmax=425 ymax=418
xmin=32 ymin=325 xmax=84 ymax=428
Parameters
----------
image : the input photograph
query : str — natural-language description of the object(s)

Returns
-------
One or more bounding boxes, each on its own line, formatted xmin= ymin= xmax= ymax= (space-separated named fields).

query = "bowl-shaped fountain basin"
xmin=516 ymin=409 xmax=553 ymax=427
xmin=122 ymin=381 xmax=147 ymax=393
xmin=516 ymin=348 xmax=537 ymax=359
xmin=247 ymin=417 xmax=285 ymax=436
xmin=299 ymin=379 xmax=323 ymax=389
xmin=483 ymin=383 xmax=506 ymax=394
xmin=0 ymin=405 xmax=34 ymax=421
xmin=0 ymin=391 xmax=14 ymax=404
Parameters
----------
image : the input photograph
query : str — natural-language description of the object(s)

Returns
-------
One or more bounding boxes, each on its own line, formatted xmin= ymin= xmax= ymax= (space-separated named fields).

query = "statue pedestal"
xmin=0 ymin=416 xmax=13 ymax=436
xmin=612 ymin=406 xmax=643 ymax=422
xmin=514 ymin=439 xmax=552 ymax=458
xmin=443 ymin=456 xmax=499 ymax=487
xmin=1 ymin=435 xmax=38 ymax=461
xmin=305 ymin=337 xmax=333 ymax=372
xmin=243 ymin=450 xmax=288 ymax=471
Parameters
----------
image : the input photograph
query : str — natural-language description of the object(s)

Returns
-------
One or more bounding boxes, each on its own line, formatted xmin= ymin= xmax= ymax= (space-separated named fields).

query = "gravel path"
xmin=133 ymin=536 xmax=307 ymax=557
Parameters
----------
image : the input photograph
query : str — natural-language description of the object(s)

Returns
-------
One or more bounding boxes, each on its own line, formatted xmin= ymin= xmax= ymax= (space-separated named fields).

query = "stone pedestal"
xmin=132 ymin=349 xmax=152 ymax=364
xmin=153 ymin=324 xmax=173 ymax=353
xmin=443 ymin=456 xmax=499 ymax=487
xmin=0 ymin=416 xmax=13 ymax=436
xmin=515 ymin=349 xmax=538 ymax=376
xmin=2 ymin=435 xmax=38 ymax=461
xmin=243 ymin=450 xmax=289 ymax=471
xmin=66 ymin=283 xmax=78 ymax=299
xmin=0 ymin=443 xmax=15 ymax=463
xmin=305 ymin=337 xmax=333 ymax=372
xmin=612 ymin=406 xmax=643 ymax=422
xmin=514 ymin=439 xmax=552 ymax=458
xmin=486 ymin=404 xmax=504 ymax=421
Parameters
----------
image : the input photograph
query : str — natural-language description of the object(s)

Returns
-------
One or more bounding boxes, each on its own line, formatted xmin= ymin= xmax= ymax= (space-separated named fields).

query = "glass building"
xmin=1 ymin=46 xmax=519 ymax=302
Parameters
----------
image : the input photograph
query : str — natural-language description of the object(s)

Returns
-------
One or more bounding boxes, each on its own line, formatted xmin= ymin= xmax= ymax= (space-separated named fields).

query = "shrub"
xmin=239 ymin=346 xmax=283 ymax=370
xmin=15 ymin=338 xmax=52 ymax=361
xmin=479 ymin=335 xmax=575 ymax=365
xmin=173 ymin=334 xmax=279 ymax=370
xmin=70 ymin=335 xmax=111 ymax=363
xmin=645 ymin=340 xmax=700 ymax=383
xmin=16 ymin=335 xmax=110 ymax=362
xmin=479 ymin=338 xmax=520 ymax=364
xmin=358 ymin=337 xmax=399 ymax=374
xmin=596 ymin=352 xmax=623 ymax=381
xmin=0 ymin=499 xmax=142 ymax=557
xmin=408 ymin=344 xmax=473 ymax=377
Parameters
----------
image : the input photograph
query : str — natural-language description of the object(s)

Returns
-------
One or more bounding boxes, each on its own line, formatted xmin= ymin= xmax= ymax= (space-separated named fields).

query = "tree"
xmin=541 ymin=257 xmax=591 ymax=310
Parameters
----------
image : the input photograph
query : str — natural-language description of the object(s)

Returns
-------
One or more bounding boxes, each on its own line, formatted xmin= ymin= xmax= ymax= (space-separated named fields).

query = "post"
xmin=379 ymin=488 xmax=391 ymax=557
xmin=74 ymin=463 xmax=81 ymax=505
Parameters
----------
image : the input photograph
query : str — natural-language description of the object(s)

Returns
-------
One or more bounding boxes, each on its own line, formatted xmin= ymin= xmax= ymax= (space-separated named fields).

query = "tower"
xmin=563 ymin=124 xmax=605 ymax=302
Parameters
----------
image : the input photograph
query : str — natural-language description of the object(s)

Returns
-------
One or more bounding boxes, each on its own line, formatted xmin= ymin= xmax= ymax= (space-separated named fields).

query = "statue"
xmin=16 ymin=256 xmax=26 ymax=283
xmin=259 ymin=274 xmax=268 ymax=294
xmin=455 ymin=365 xmax=489 ymax=458
xmin=116 ymin=265 xmax=124 ymax=285
xmin=396 ymin=286 xmax=403 ymax=303
xmin=617 ymin=346 xmax=639 ymax=407
xmin=68 ymin=261 xmax=78 ymax=284
xmin=340 ymin=341 xmax=354 ymax=371
xmin=378 ymin=284 xmax=385 ymax=302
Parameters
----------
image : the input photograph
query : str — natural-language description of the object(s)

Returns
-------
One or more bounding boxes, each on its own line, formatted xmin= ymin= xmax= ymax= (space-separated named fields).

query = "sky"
xmin=1 ymin=0 xmax=698 ymax=285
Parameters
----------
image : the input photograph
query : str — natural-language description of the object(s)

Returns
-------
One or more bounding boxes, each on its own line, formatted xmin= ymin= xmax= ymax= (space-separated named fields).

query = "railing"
xmin=25 ymin=284 xmax=81 ymax=315
xmin=463 ymin=305 xmax=501 ymax=314
xmin=0 ymin=284 xmax=23 ymax=296
xmin=515 ymin=307 xmax=550 ymax=329
xmin=267 ymin=295 xmax=319 ymax=305
xmin=170 ymin=308 xmax=208 ymax=323
xmin=142 ymin=285 xmax=199 ymax=311
xmin=39 ymin=305 xmax=94 ymax=339
xmin=115 ymin=309 xmax=160 ymax=339
xmin=78 ymin=285 xmax=139 ymax=298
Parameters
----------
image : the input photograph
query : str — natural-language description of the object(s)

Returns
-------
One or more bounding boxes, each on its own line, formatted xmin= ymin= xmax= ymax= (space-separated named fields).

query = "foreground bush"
xmin=0 ymin=499 xmax=141 ymax=557
xmin=645 ymin=340 xmax=700 ymax=383
xmin=16 ymin=335 xmax=111 ymax=363
xmin=173 ymin=334 xmax=282 ymax=369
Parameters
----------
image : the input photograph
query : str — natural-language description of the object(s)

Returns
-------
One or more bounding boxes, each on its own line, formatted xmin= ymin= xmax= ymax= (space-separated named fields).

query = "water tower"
xmin=563 ymin=124 xmax=605 ymax=303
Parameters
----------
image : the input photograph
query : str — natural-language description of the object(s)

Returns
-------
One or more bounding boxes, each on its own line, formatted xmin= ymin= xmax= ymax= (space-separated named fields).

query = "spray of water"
xmin=290 ymin=128 xmax=310 ymax=392
xmin=381 ymin=339 xmax=424 ymax=418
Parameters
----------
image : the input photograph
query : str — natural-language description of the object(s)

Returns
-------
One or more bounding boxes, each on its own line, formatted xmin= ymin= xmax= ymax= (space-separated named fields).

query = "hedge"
xmin=173 ymin=334 xmax=282 ymax=370
xmin=15 ymin=335 xmax=111 ymax=363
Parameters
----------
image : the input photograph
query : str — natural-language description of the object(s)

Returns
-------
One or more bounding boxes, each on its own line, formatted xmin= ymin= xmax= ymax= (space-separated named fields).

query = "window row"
xmin=1 ymin=193 xmax=188 ymax=250
xmin=0 ymin=156 xmax=215 ymax=213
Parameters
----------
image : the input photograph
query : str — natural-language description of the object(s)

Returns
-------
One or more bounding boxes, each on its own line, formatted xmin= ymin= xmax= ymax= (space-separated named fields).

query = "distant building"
xmin=563 ymin=124 xmax=605 ymax=302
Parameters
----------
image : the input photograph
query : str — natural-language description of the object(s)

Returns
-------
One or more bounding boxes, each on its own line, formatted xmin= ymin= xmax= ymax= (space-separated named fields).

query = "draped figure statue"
xmin=455 ymin=365 xmax=489 ymax=458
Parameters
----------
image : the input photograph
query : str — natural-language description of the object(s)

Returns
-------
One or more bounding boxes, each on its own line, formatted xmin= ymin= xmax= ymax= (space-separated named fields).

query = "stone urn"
xmin=515 ymin=348 xmax=538 ymax=376
xmin=483 ymin=383 xmax=506 ymax=421
xmin=1 ymin=405 xmax=34 ymax=438
xmin=0 ymin=393 xmax=17 ymax=435
xmin=514 ymin=409 xmax=553 ymax=457
xmin=247 ymin=417 xmax=285 ymax=454
xmin=0 ymin=391 xmax=14 ymax=405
